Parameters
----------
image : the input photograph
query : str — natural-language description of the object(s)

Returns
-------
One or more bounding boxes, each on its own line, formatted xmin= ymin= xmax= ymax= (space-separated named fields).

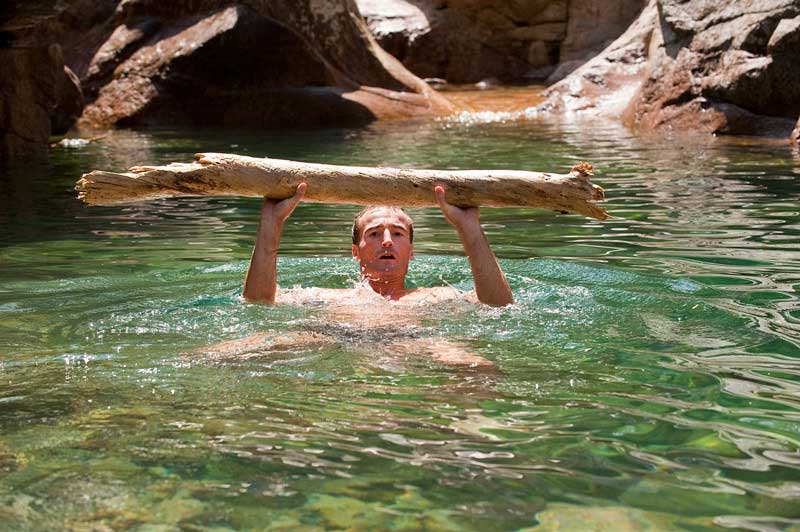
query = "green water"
xmin=1 ymin=118 xmax=799 ymax=531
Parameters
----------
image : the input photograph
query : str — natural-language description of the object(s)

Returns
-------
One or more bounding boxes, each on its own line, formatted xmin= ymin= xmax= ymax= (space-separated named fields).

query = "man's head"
xmin=351 ymin=206 xmax=414 ymax=286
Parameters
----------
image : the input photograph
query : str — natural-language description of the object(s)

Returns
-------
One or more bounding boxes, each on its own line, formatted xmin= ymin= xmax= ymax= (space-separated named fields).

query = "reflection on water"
xmin=1 ymin=117 xmax=800 ymax=531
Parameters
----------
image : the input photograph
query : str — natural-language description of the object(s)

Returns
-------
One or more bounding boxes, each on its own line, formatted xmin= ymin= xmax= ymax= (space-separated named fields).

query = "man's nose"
xmin=381 ymin=229 xmax=393 ymax=246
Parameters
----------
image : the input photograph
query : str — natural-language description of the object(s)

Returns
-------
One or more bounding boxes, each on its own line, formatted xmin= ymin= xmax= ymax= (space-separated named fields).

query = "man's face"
xmin=352 ymin=208 xmax=414 ymax=284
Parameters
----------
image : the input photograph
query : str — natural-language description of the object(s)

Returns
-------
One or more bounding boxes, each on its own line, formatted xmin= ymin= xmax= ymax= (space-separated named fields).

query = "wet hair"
xmin=352 ymin=206 xmax=414 ymax=245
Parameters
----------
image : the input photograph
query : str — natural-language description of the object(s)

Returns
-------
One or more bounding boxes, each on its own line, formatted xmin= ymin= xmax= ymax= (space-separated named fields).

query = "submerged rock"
xmin=524 ymin=502 xmax=705 ymax=531
xmin=537 ymin=0 xmax=800 ymax=137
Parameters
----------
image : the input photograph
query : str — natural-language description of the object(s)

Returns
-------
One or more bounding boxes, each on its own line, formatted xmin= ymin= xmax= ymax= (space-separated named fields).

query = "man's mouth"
xmin=379 ymin=252 xmax=396 ymax=260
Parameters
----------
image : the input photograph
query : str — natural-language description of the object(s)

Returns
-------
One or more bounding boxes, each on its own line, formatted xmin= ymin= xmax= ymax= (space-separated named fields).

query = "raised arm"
xmin=243 ymin=183 xmax=306 ymax=303
xmin=435 ymin=185 xmax=513 ymax=307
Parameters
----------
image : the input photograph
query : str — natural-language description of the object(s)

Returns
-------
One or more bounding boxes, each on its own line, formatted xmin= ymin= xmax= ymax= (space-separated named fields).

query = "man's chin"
xmin=363 ymin=262 xmax=406 ymax=278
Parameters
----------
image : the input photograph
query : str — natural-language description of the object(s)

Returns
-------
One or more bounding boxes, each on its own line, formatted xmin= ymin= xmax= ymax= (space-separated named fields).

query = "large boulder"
xmin=537 ymin=0 xmax=800 ymax=136
xmin=0 ymin=0 xmax=454 ymax=154
xmin=0 ymin=44 xmax=83 ymax=157
xmin=534 ymin=0 xmax=658 ymax=118
xmin=75 ymin=0 xmax=453 ymax=129
xmin=357 ymin=0 xmax=647 ymax=84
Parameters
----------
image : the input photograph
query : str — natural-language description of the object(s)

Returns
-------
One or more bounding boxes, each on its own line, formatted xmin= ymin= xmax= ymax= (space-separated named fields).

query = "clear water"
xmin=1 ymin=118 xmax=799 ymax=531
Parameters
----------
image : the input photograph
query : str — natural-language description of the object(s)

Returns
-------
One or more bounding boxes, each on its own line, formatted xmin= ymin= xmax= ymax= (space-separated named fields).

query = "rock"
xmin=79 ymin=5 xmax=332 ymax=128
xmin=79 ymin=0 xmax=453 ymax=128
xmin=1 ymin=0 xmax=452 ymax=153
xmin=536 ymin=0 xmax=658 ymax=118
xmin=768 ymin=15 xmax=800 ymax=53
xmin=632 ymin=0 xmax=800 ymax=134
xmin=792 ymin=116 xmax=800 ymax=146
xmin=0 ymin=44 xmax=83 ymax=157
xmin=527 ymin=40 xmax=551 ymax=68
xmin=523 ymin=502 xmax=701 ymax=531
xmin=560 ymin=0 xmax=649 ymax=62
xmin=52 ymin=64 xmax=83 ymax=135
xmin=357 ymin=0 xmax=646 ymax=84
xmin=78 ymin=2 xmax=451 ymax=129
xmin=536 ymin=0 xmax=800 ymax=137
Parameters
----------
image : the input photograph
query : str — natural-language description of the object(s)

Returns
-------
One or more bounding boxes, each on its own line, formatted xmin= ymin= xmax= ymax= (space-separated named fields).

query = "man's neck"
xmin=367 ymin=277 xmax=408 ymax=300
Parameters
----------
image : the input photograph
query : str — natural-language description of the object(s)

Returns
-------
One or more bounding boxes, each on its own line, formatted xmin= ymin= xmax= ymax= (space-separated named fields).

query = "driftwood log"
xmin=76 ymin=153 xmax=607 ymax=219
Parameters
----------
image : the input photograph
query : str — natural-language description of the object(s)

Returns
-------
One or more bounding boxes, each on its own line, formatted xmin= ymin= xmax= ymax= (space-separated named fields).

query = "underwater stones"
xmin=303 ymin=492 xmax=461 ymax=532
xmin=525 ymin=503 xmax=700 ymax=531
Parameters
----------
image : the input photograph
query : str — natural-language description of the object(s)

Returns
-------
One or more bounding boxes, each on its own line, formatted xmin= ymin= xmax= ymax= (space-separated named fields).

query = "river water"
xmin=1 ymin=113 xmax=799 ymax=531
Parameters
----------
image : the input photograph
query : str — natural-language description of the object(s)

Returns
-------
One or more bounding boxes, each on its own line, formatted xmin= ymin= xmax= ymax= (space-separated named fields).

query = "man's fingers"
xmin=434 ymin=185 xmax=448 ymax=208
xmin=286 ymin=182 xmax=306 ymax=209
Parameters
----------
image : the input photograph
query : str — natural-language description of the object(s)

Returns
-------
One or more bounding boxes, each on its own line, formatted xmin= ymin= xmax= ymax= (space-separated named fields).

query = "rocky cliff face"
xmin=3 ymin=0 xmax=799 ymax=156
xmin=537 ymin=0 xmax=800 ymax=138
xmin=357 ymin=0 xmax=648 ymax=83
xmin=0 ymin=0 xmax=453 ymax=155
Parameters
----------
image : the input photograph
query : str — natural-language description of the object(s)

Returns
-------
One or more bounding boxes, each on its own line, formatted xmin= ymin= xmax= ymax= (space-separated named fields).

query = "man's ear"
xmin=352 ymin=244 xmax=359 ymax=259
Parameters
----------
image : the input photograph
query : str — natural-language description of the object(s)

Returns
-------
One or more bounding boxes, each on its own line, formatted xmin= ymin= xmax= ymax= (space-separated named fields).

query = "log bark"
xmin=76 ymin=153 xmax=607 ymax=219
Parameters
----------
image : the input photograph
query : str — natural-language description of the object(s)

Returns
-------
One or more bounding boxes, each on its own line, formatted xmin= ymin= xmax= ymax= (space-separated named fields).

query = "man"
xmin=242 ymin=182 xmax=513 ymax=307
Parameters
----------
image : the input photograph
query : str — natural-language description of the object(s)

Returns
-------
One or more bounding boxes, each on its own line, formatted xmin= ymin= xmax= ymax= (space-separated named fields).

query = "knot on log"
xmin=570 ymin=162 xmax=594 ymax=180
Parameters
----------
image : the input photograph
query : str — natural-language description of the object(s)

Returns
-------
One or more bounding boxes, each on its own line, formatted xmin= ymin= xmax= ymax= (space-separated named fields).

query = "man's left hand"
xmin=435 ymin=185 xmax=479 ymax=232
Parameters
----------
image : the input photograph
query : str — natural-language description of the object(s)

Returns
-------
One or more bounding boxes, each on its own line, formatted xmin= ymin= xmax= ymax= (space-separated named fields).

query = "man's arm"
xmin=242 ymin=183 xmax=306 ymax=303
xmin=435 ymin=185 xmax=513 ymax=307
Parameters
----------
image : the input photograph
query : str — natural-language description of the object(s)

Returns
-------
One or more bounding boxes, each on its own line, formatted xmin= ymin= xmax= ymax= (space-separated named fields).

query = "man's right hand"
xmin=243 ymin=182 xmax=306 ymax=303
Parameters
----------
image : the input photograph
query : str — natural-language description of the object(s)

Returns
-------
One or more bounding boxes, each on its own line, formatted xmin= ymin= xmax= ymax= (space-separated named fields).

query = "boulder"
xmin=357 ymin=0 xmax=646 ymax=83
xmin=73 ymin=0 xmax=453 ymax=128
xmin=560 ymin=0 xmax=650 ymax=62
xmin=535 ymin=0 xmax=658 ymax=118
xmin=536 ymin=0 xmax=800 ymax=136
xmin=1 ymin=0 xmax=453 ymax=153
xmin=633 ymin=0 xmax=800 ymax=134
xmin=0 ymin=44 xmax=83 ymax=157
xmin=792 ymin=116 xmax=800 ymax=147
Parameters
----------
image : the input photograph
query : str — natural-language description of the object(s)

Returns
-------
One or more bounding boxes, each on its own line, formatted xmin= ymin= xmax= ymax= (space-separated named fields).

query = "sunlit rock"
xmin=538 ymin=0 xmax=800 ymax=137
